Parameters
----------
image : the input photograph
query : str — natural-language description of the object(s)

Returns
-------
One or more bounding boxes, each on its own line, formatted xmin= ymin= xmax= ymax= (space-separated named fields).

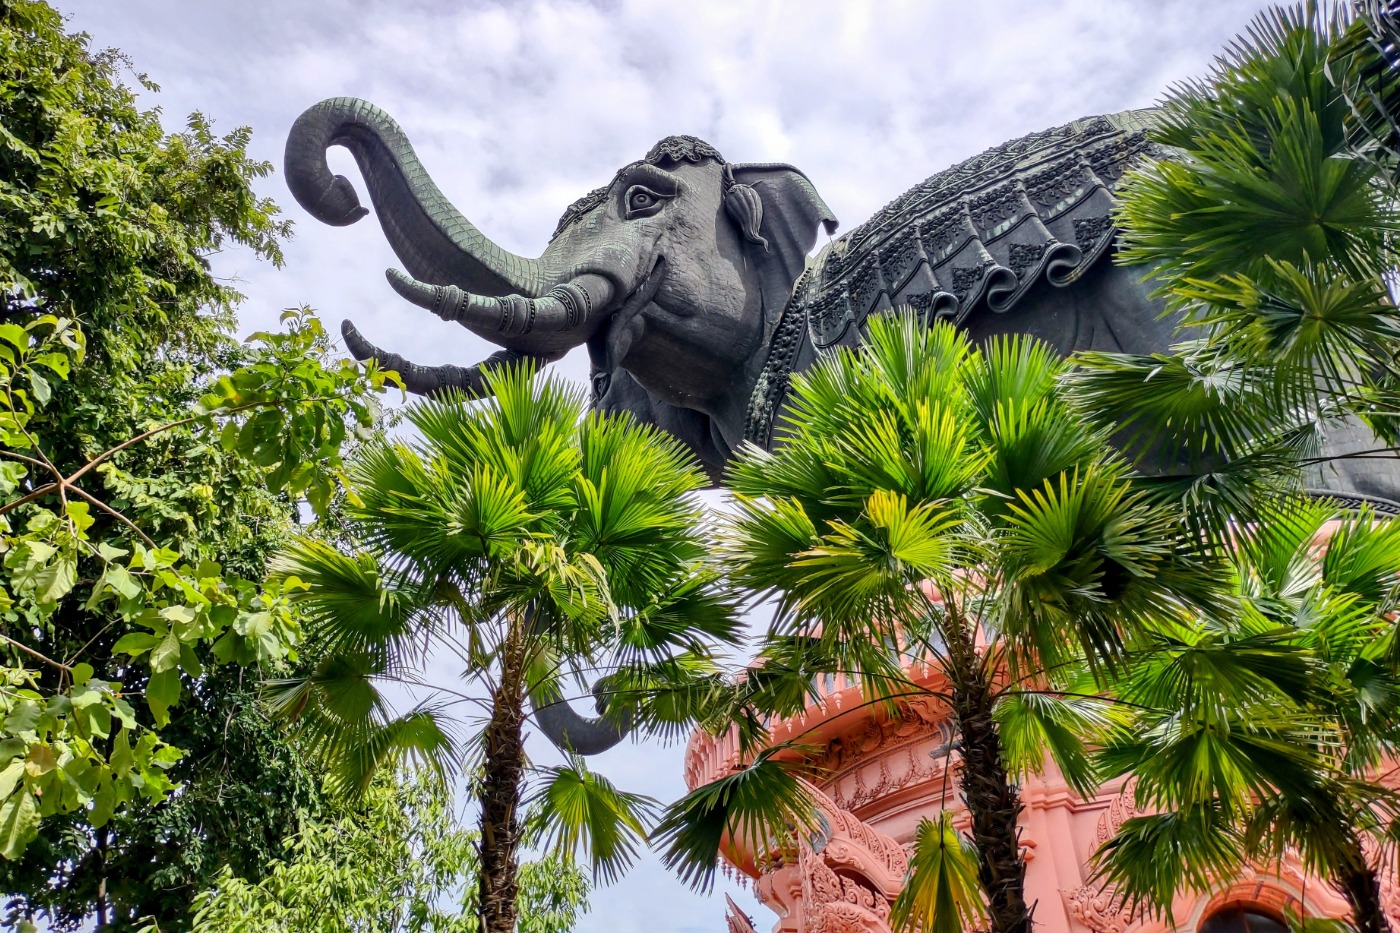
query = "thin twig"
xmin=62 ymin=618 xmax=119 ymax=669
xmin=0 ymin=450 xmax=49 ymax=471
xmin=0 ymin=632 xmax=71 ymax=673
xmin=66 ymin=398 xmax=327 ymax=487
xmin=0 ymin=396 xmax=342 ymax=518
xmin=66 ymin=484 xmax=156 ymax=549
xmin=0 ymin=482 xmax=59 ymax=516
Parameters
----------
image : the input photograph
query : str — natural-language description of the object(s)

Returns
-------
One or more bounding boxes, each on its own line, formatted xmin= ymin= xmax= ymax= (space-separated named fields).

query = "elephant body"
xmin=285 ymin=99 xmax=1400 ymax=753
xmin=737 ymin=110 xmax=1166 ymax=449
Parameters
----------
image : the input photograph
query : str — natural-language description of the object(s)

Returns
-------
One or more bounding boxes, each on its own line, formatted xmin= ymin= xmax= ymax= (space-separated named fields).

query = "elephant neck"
xmin=739 ymin=266 xmax=818 ymax=450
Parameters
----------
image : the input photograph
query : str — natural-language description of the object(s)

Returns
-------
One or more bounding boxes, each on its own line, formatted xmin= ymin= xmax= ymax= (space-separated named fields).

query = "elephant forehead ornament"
xmin=285 ymin=99 xmax=1400 ymax=754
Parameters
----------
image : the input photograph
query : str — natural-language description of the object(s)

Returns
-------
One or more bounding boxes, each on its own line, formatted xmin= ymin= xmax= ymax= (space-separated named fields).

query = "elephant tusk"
xmin=341 ymin=319 xmax=553 ymax=397
xmin=386 ymin=268 xmax=614 ymax=339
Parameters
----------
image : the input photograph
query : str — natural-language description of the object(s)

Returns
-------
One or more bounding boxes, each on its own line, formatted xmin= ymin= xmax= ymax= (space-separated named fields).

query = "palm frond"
xmin=995 ymin=464 xmax=1221 ymax=675
xmin=530 ymin=757 xmax=659 ymax=885
xmin=653 ymin=750 xmax=817 ymax=893
xmin=1119 ymin=4 xmax=1394 ymax=290
xmin=1093 ymin=806 xmax=1245 ymax=923
xmin=1322 ymin=509 xmax=1400 ymax=606
xmin=993 ymin=690 xmax=1116 ymax=798
xmin=890 ymin=811 xmax=985 ymax=933
xmin=269 ymin=537 xmax=436 ymax=661
xmin=1242 ymin=779 xmax=1390 ymax=879
xmin=272 ymin=657 xmax=458 ymax=801
xmin=590 ymin=654 xmax=733 ymax=747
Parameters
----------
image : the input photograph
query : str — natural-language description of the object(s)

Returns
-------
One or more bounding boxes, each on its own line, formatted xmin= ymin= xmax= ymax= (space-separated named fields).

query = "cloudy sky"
xmin=59 ymin=1 xmax=1270 ymax=931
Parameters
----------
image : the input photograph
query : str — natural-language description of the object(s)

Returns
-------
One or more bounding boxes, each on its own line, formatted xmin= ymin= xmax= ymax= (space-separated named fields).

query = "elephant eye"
xmin=624 ymin=185 xmax=668 ymax=219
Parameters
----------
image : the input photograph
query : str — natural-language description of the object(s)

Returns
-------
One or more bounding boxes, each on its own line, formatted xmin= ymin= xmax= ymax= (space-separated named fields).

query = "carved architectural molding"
xmin=1065 ymin=883 xmax=1142 ymax=933
xmin=1062 ymin=780 xmax=1142 ymax=933
xmin=727 ymin=894 xmax=761 ymax=933
xmin=745 ymin=781 xmax=908 ymax=933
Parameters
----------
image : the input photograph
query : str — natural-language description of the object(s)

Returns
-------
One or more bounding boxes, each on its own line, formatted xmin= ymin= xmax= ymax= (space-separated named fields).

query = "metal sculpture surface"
xmin=285 ymin=98 xmax=1400 ymax=754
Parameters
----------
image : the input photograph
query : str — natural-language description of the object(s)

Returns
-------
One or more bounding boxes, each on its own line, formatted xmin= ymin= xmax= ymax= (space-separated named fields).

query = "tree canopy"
xmin=0 ymin=3 xmax=395 ymax=928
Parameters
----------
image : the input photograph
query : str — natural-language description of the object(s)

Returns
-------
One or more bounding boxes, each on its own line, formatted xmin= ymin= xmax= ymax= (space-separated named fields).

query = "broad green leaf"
xmin=146 ymin=668 xmax=180 ymax=725
xmin=90 ymin=779 xmax=115 ymax=827
xmin=23 ymin=744 xmax=54 ymax=778
xmin=3 ymin=703 xmax=39 ymax=734
xmin=32 ymin=551 xmax=77 ymax=605
xmin=0 ymin=791 xmax=39 ymax=859
xmin=0 ymin=761 xmax=25 ymax=801
xmin=0 ymin=462 xmax=26 ymax=497
xmin=0 ymin=325 xmax=26 ymax=352
xmin=110 ymin=729 xmax=133 ymax=776
xmin=112 ymin=632 xmax=158 ymax=656
xmin=27 ymin=371 xmax=49 ymax=405
xmin=105 ymin=564 xmax=142 ymax=600
xmin=149 ymin=631 xmax=181 ymax=673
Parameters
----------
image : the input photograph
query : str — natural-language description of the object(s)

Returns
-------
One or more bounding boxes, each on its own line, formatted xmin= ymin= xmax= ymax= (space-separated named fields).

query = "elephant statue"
xmin=284 ymin=97 xmax=1400 ymax=754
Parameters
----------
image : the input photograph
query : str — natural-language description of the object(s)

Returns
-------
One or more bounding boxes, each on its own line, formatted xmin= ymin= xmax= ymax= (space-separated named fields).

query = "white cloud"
xmin=60 ymin=1 xmax=1270 ymax=930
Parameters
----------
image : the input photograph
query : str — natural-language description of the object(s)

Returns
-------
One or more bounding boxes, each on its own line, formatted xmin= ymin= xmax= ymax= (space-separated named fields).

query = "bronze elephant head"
xmin=286 ymin=97 xmax=836 ymax=477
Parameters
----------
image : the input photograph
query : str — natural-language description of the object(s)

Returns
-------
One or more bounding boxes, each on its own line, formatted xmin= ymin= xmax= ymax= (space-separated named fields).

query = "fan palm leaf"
xmin=890 ymin=811 xmax=985 ymax=933
xmin=267 ymin=362 xmax=739 ymax=933
xmin=653 ymin=749 xmax=818 ymax=894
xmin=530 ymin=757 xmax=659 ymax=885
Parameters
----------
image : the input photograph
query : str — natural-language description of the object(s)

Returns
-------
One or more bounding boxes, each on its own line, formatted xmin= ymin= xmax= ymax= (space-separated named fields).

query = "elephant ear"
xmin=731 ymin=163 xmax=838 ymax=290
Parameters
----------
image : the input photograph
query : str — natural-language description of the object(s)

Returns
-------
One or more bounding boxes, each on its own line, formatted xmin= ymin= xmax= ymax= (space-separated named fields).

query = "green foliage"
xmin=1083 ymin=11 xmax=1400 ymax=924
xmin=155 ymin=770 xmax=587 ymax=933
xmin=0 ymin=0 xmax=288 ymax=360
xmin=0 ymin=3 xmax=397 ymax=925
xmin=272 ymin=363 xmax=739 ymax=924
xmin=890 ymin=812 xmax=984 ymax=933
xmin=726 ymin=313 xmax=1216 ymax=682
xmin=3 ymin=671 xmax=323 ymax=930
xmin=653 ymin=749 xmax=817 ymax=894
xmin=708 ymin=312 xmax=1219 ymax=930
xmin=1095 ymin=501 xmax=1400 ymax=921
xmin=529 ymin=758 xmax=656 ymax=885
xmin=1095 ymin=804 xmax=1246 ymax=922
xmin=1079 ymin=3 xmax=1400 ymax=517
xmin=1118 ymin=4 xmax=1394 ymax=289
xmin=0 ymin=305 xmax=389 ymax=863
xmin=992 ymin=687 xmax=1121 ymax=799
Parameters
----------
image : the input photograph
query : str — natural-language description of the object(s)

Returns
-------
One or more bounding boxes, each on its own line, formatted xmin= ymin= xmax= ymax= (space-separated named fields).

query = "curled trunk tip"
xmin=340 ymin=319 xmax=551 ymax=398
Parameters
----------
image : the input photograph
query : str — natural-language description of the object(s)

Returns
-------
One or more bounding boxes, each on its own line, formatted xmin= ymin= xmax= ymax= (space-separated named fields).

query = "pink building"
xmin=685 ymin=650 xmax=1379 ymax=933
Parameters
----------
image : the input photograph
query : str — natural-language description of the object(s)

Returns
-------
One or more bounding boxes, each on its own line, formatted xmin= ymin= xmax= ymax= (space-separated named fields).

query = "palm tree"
xmin=659 ymin=312 xmax=1221 ymax=933
xmin=1095 ymin=500 xmax=1400 ymax=933
xmin=266 ymin=364 xmax=741 ymax=933
xmin=1057 ymin=7 xmax=1400 ymax=932
xmin=1073 ymin=3 xmax=1400 ymax=531
xmin=1329 ymin=1 xmax=1400 ymax=184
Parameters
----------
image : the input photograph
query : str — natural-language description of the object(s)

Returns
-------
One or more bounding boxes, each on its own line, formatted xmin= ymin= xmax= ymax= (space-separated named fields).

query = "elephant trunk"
xmin=340 ymin=320 xmax=556 ymax=397
xmin=387 ymin=269 xmax=614 ymax=344
xmin=285 ymin=97 xmax=545 ymax=298
xmin=529 ymin=686 xmax=632 ymax=756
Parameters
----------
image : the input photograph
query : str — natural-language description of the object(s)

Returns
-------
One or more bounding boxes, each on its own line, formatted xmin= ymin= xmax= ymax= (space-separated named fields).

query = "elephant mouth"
xmin=610 ymin=254 xmax=667 ymax=325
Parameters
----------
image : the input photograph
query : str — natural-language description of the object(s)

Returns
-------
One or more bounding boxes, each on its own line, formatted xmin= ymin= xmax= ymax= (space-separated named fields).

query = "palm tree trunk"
xmin=944 ymin=608 xmax=1032 ymax=933
xmin=477 ymin=628 xmax=528 ymax=933
xmin=1335 ymin=833 xmax=1392 ymax=933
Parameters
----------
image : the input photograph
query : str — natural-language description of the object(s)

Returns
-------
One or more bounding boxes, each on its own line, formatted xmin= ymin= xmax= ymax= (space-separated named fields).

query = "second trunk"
xmin=945 ymin=612 xmax=1033 ymax=933
xmin=477 ymin=633 xmax=528 ymax=933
